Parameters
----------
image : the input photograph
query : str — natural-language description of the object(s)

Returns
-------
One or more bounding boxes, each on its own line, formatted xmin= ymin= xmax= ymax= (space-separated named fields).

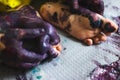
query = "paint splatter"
xmin=36 ymin=76 xmax=42 ymax=79
xmin=90 ymin=54 xmax=120 ymax=80
xmin=112 ymin=6 xmax=119 ymax=11
xmin=99 ymin=47 xmax=118 ymax=55
xmin=63 ymin=47 xmax=67 ymax=50
xmin=32 ymin=67 xmax=41 ymax=74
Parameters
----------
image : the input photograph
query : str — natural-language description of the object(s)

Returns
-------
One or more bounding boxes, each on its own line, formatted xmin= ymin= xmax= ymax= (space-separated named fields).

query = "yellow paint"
xmin=0 ymin=0 xmax=31 ymax=12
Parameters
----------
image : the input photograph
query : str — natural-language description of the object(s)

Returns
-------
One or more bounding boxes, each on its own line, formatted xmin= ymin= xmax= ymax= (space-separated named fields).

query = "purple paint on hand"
xmin=0 ymin=5 xmax=61 ymax=69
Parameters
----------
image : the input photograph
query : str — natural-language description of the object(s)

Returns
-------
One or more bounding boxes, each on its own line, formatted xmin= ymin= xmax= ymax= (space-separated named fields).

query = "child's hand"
xmin=0 ymin=5 xmax=61 ymax=69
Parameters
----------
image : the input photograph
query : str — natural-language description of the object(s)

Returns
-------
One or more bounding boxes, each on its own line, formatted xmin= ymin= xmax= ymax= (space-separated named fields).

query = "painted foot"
xmin=39 ymin=2 xmax=118 ymax=46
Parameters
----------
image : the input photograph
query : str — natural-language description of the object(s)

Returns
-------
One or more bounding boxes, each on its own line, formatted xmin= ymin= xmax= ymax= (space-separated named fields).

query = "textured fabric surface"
xmin=0 ymin=0 xmax=120 ymax=80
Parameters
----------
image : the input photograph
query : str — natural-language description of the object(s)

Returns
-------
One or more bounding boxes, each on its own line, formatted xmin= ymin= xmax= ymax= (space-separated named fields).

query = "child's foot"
xmin=39 ymin=2 xmax=118 ymax=45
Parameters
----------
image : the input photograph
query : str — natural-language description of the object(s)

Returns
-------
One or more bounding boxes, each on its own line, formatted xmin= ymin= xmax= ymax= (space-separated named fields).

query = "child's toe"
xmin=84 ymin=39 xmax=93 ymax=46
xmin=97 ymin=15 xmax=118 ymax=34
xmin=102 ymin=19 xmax=118 ymax=35
xmin=93 ymin=37 xmax=100 ymax=44
xmin=93 ymin=33 xmax=107 ymax=44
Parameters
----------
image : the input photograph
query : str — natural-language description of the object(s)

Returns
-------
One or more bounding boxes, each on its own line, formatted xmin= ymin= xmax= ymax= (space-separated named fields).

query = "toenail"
xmin=100 ymin=32 xmax=105 ymax=36
xmin=104 ymin=23 xmax=116 ymax=32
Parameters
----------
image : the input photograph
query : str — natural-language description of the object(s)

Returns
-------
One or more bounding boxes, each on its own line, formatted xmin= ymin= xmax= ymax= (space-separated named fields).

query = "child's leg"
xmin=60 ymin=0 xmax=104 ymax=15
xmin=78 ymin=0 xmax=104 ymax=15
xmin=39 ymin=2 xmax=118 ymax=45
